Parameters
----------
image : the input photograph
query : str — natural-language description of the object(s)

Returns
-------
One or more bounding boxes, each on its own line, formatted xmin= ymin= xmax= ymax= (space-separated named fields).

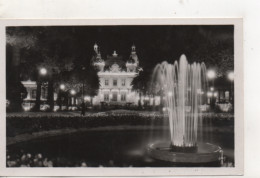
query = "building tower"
xmin=126 ymin=44 xmax=139 ymax=72
xmin=92 ymin=43 xmax=105 ymax=71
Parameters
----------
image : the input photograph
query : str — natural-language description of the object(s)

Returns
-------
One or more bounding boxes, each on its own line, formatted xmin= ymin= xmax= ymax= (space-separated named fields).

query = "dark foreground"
xmin=7 ymin=127 xmax=234 ymax=167
xmin=6 ymin=112 xmax=234 ymax=167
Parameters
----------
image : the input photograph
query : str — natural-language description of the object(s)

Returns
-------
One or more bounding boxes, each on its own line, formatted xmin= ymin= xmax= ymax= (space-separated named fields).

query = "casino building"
xmin=91 ymin=43 xmax=142 ymax=106
xmin=18 ymin=43 xmax=232 ymax=111
xmin=18 ymin=43 xmax=161 ymax=111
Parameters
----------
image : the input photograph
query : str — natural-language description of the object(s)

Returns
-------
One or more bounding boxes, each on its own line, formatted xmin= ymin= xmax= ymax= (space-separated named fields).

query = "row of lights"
xmin=41 ymin=68 xmax=234 ymax=81
xmin=40 ymin=67 xmax=83 ymax=98
xmin=40 ymin=67 xmax=233 ymax=101
xmin=60 ymin=83 xmax=91 ymax=101
xmin=207 ymin=70 xmax=234 ymax=99
xmin=207 ymin=69 xmax=234 ymax=81
xmin=59 ymin=84 xmax=76 ymax=95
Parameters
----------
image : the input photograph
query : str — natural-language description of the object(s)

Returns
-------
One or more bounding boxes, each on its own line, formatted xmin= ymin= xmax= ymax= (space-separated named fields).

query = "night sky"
xmin=7 ymin=25 xmax=234 ymax=75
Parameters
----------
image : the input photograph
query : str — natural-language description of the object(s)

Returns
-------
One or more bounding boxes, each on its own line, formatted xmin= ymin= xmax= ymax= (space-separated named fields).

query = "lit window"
xmin=104 ymin=94 xmax=109 ymax=101
xmin=105 ymin=79 xmax=109 ymax=86
xmin=122 ymin=79 xmax=125 ymax=86
xmin=113 ymin=79 xmax=117 ymax=86
xmin=121 ymin=93 xmax=126 ymax=101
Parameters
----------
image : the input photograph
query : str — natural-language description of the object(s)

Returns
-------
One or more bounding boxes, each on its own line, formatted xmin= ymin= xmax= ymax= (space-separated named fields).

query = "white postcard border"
xmin=0 ymin=18 xmax=243 ymax=176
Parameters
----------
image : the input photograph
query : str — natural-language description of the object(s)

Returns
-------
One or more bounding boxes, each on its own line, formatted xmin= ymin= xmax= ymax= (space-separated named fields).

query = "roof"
xmin=104 ymin=55 xmax=126 ymax=71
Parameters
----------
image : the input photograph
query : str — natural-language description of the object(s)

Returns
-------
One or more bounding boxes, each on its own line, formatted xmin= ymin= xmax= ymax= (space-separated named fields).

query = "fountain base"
xmin=147 ymin=142 xmax=222 ymax=164
xmin=170 ymin=144 xmax=198 ymax=153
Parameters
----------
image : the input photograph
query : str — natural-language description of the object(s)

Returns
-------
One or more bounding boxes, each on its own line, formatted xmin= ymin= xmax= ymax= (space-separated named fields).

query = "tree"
xmin=6 ymin=27 xmax=37 ymax=112
xmin=131 ymin=69 xmax=151 ymax=108
xmin=14 ymin=27 xmax=76 ymax=111
xmin=57 ymin=64 xmax=100 ymax=108
xmin=82 ymin=65 xmax=100 ymax=106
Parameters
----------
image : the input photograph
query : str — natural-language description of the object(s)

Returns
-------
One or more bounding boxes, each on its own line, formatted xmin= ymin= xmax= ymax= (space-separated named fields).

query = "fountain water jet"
xmin=147 ymin=54 xmax=223 ymax=164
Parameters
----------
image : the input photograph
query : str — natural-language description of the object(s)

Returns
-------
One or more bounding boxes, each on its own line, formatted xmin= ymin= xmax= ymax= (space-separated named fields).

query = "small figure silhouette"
xmin=81 ymin=102 xmax=86 ymax=116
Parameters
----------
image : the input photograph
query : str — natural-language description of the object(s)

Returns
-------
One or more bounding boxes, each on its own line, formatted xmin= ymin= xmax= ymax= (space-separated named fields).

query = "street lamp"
xmin=207 ymin=70 xmax=216 ymax=108
xmin=58 ymin=84 xmax=66 ymax=110
xmin=60 ymin=84 xmax=65 ymax=90
xmin=70 ymin=89 xmax=76 ymax=106
xmin=207 ymin=91 xmax=213 ymax=98
xmin=207 ymin=70 xmax=216 ymax=87
xmin=162 ymin=107 xmax=167 ymax=112
xmin=207 ymin=70 xmax=216 ymax=80
xmin=34 ymin=67 xmax=48 ymax=111
xmin=84 ymin=96 xmax=90 ymax=101
xmin=39 ymin=68 xmax=47 ymax=76
xmin=70 ymin=89 xmax=76 ymax=95
xmin=81 ymin=66 xmax=86 ymax=103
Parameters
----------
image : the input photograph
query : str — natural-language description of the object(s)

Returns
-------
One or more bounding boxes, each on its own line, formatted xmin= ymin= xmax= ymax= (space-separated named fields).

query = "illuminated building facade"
xmin=91 ymin=43 xmax=141 ymax=106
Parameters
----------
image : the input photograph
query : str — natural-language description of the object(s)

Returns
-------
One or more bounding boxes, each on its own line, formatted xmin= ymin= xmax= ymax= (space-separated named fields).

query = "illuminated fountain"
xmin=147 ymin=54 xmax=223 ymax=164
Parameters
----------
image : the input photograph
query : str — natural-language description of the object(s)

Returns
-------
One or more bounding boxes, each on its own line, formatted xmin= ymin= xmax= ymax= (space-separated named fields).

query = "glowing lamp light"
xmin=207 ymin=70 xmax=216 ymax=79
xmin=84 ymin=96 xmax=90 ymax=101
xmin=162 ymin=107 xmax=167 ymax=112
xmin=207 ymin=92 xmax=213 ymax=97
xmin=40 ymin=68 xmax=47 ymax=76
xmin=70 ymin=89 xmax=76 ymax=95
xmin=213 ymin=92 xmax=218 ymax=97
xmin=23 ymin=106 xmax=30 ymax=111
xmin=210 ymin=87 xmax=214 ymax=91
xmin=228 ymin=72 xmax=234 ymax=81
xmin=60 ymin=84 xmax=65 ymax=90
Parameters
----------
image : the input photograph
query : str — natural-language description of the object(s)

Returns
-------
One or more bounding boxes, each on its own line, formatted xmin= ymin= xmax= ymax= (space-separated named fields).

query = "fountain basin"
xmin=147 ymin=142 xmax=223 ymax=164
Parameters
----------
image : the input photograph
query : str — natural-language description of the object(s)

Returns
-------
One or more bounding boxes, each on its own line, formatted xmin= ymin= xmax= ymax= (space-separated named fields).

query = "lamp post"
xmin=207 ymin=70 xmax=216 ymax=109
xmin=40 ymin=68 xmax=47 ymax=76
xmin=70 ymin=89 xmax=76 ymax=106
xmin=35 ymin=67 xmax=47 ymax=111
xmin=58 ymin=84 xmax=66 ymax=111
xmin=228 ymin=71 xmax=234 ymax=105
xmin=207 ymin=70 xmax=216 ymax=86
xmin=81 ymin=67 xmax=86 ymax=103
xmin=60 ymin=84 xmax=65 ymax=90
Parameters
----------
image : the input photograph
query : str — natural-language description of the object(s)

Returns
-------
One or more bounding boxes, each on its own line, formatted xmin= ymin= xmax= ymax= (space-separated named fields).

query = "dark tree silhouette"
xmin=6 ymin=27 xmax=37 ymax=112
xmin=131 ymin=69 xmax=151 ymax=108
xmin=57 ymin=64 xmax=100 ymax=107
xmin=14 ymin=27 xmax=76 ymax=111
